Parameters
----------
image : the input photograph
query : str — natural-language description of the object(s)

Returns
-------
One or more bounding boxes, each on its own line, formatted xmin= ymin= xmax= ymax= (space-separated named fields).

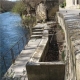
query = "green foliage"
xmin=22 ymin=15 xmax=36 ymax=36
xmin=12 ymin=1 xmax=26 ymax=15
xmin=23 ymin=15 xmax=36 ymax=27
xmin=60 ymin=1 xmax=66 ymax=8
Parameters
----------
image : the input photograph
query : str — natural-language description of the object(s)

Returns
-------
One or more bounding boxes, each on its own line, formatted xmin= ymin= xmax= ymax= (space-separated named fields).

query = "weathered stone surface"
xmin=26 ymin=62 xmax=65 ymax=80
xmin=2 ymin=23 xmax=45 ymax=80
xmin=57 ymin=9 xmax=80 ymax=80
xmin=45 ymin=0 xmax=59 ymax=20
xmin=26 ymin=23 xmax=65 ymax=80
xmin=36 ymin=3 xmax=47 ymax=22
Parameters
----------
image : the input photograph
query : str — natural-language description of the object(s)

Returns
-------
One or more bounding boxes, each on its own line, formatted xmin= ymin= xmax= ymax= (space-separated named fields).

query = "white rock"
xmin=36 ymin=3 xmax=47 ymax=22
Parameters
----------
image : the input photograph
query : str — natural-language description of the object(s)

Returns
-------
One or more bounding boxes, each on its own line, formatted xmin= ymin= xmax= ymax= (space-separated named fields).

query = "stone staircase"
xmin=30 ymin=27 xmax=43 ymax=39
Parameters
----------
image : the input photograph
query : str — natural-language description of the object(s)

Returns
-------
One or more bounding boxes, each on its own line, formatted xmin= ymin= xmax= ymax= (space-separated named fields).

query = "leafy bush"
xmin=22 ymin=15 xmax=36 ymax=36
xmin=22 ymin=15 xmax=36 ymax=27
xmin=60 ymin=2 xmax=66 ymax=8
xmin=12 ymin=1 xmax=26 ymax=15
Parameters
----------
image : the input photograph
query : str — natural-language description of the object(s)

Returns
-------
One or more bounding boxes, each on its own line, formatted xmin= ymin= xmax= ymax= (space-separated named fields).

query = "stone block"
xmin=48 ymin=65 xmax=65 ymax=80
xmin=26 ymin=65 xmax=49 ymax=80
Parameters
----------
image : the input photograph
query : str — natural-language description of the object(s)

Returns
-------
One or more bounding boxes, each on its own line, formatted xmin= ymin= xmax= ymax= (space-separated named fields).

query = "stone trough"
xmin=26 ymin=22 xmax=65 ymax=80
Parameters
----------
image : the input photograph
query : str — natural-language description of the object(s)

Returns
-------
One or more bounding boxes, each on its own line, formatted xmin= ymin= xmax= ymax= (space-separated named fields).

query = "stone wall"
xmin=24 ymin=0 xmax=59 ymax=21
xmin=57 ymin=11 xmax=80 ymax=80
xmin=57 ymin=13 xmax=70 ymax=80
xmin=26 ymin=62 xmax=65 ymax=80
xmin=45 ymin=0 xmax=59 ymax=20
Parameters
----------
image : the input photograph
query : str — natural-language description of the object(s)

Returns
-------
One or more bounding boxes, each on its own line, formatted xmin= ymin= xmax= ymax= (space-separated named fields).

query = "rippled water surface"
xmin=0 ymin=12 xmax=28 ymax=78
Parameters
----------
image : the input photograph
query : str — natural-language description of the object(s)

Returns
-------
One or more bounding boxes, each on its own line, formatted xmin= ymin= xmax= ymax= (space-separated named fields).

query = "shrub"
xmin=60 ymin=2 xmax=66 ymax=8
xmin=12 ymin=1 xmax=26 ymax=15
xmin=22 ymin=15 xmax=36 ymax=27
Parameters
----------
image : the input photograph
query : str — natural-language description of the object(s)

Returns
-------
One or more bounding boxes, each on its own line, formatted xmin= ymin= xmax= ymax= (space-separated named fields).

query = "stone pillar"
xmin=66 ymin=0 xmax=73 ymax=8
xmin=75 ymin=0 xmax=77 ymax=5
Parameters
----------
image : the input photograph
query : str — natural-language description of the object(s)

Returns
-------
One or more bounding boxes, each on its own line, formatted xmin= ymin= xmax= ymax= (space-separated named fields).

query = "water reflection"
xmin=0 ymin=12 xmax=28 ymax=78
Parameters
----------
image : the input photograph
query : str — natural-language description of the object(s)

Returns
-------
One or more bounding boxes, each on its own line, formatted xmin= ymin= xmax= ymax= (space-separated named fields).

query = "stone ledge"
xmin=57 ymin=9 xmax=80 ymax=80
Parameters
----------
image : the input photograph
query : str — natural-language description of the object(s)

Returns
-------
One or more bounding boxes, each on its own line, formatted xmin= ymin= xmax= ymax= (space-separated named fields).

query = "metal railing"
xmin=1 ymin=33 xmax=29 ymax=78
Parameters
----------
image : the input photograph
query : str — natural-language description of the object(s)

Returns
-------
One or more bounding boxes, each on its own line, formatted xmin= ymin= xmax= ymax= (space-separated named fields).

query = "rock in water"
xmin=36 ymin=3 xmax=47 ymax=22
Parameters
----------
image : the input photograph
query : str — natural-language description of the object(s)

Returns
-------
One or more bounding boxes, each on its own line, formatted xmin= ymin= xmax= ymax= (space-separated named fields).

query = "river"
xmin=0 ymin=12 xmax=29 ymax=78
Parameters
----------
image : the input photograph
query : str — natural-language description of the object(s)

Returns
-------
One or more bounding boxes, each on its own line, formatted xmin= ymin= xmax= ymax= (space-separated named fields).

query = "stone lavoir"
xmin=3 ymin=0 xmax=80 ymax=80
xmin=26 ymin=22 xmax=65 ymax=80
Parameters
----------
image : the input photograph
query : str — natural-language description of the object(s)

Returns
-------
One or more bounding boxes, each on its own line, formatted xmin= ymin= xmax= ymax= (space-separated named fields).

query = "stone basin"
xmin=26 ymin=24 xmax=65 ymax=80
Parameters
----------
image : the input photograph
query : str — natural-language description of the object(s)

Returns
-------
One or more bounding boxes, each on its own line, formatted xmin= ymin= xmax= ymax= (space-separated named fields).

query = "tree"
xmin=12 ymin=1 xmax=27 ymax=15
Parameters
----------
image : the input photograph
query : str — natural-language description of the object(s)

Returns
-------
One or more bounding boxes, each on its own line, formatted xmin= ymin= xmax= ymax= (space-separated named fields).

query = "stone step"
xmin=32 ymin=32 xmax=43 ymax=35
xmin=30 ymin=35 xmax=42 ymax=39
xmin=32 ymin=29 xmax=43 ymax=32
xmin=31 ymin=35 xmax=42 ymax=37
